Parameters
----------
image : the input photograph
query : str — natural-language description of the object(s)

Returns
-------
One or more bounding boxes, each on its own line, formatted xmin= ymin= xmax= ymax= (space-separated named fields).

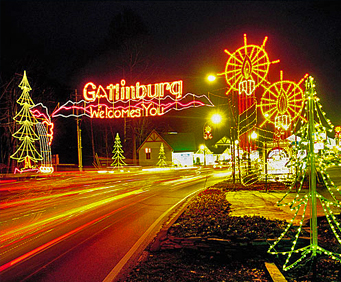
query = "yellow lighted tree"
xmin=156 ymin=143 xmax=167 ymax=167
xmin=10 ymin=71 xmax=42 ymax=170
xmin=111 ymin=133 xmax=127 ymax=168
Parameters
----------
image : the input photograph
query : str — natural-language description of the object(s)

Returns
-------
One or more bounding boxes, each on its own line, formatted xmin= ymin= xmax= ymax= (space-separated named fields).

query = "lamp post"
xmin=246 ymin=130 xmax=257 ymax=173
xmin=202 ymin=112 xmax=223 ymax=166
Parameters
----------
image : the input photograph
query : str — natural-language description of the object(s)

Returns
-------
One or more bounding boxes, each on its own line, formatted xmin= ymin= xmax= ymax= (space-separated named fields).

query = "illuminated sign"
xmin=52 ymin=80 xmax=214 ymax=120
xmin=82 ymin=79 xmax=183 ymax=119
xmin=83 ymin=79 xmax=183 ymax=102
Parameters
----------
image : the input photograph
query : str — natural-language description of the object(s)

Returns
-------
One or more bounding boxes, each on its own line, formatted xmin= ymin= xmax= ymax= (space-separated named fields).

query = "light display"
xmin=267 ymin=147 xmax=290 ymax=174
xmin=218 ymin=34 xmax=280 ymax=96
xmin=260 ymin=71 xmax=308 ymax=132
xmin=111 ymin=133 xmax=127 ymax=168
xmin=83 ymin=79 xmax=183 ymax=101
xmin=51 ymin=92 xmax=214 ymax=119
xmin=36 ymin=123 xmax=54 ymax=173
xmin=10 ymin=71 xmax=42 ymax=170
xmin=335 ymin=126 xmax=341 ymax=146
xmin=30 ymin=103 xmax=54 ymax=173
xmin=156 ymin=143 xmax=167 ymax=167
xmin=268 ymin=76 xmax=341 ymax=271
xmin=31 ymin=103 xmax=54 ymax=146
xmin=335 ymin=126 xmax=341 ymax=138
xmin=218 ymin=34 xmax=280 ymax=156
xmin=203 ymin=124 xmax=213 ymax=140
xmin=217 ymin=34 xmax=313 ymax=190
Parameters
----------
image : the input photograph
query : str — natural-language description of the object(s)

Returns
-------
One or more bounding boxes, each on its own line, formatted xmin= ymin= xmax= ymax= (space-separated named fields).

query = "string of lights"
xmin=267 ymin=76 xmax=341 ymax=271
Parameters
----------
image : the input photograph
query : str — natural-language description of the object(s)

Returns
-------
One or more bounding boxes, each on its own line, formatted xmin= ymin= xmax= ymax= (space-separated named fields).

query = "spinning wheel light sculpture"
xmin=218 ymin=34 xmax=280 ymax=96
xmin=260 ymin=71 xmax=308 ymax=131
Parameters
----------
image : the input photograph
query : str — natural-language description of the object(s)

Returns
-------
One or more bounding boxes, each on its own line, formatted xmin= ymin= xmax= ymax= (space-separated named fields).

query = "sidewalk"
xmin=225 ymin=189 xmax=341 ymax=225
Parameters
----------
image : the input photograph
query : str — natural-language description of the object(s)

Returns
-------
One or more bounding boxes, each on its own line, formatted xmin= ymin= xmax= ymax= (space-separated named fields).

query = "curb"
xmin=265 ymin=262 xmax=288 ymax=282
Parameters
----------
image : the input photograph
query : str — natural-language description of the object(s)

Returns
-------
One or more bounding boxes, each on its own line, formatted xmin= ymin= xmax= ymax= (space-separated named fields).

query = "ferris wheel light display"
xmin=260 ymin=71 xmax=308 ymax=130
xmin=219 ymin=34 xmax=280 ymax=96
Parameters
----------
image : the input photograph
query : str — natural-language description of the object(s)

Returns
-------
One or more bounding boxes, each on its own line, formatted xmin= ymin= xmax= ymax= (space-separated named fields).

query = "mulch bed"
xmin=125 ymin=250 xmax=270 ymax=281
xmin=122 ymin=181 xmax=341 ymax=282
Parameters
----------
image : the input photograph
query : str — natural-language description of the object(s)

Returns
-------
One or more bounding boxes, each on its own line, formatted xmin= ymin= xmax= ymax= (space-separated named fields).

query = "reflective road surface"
xmin=0 ymin=167 xmax=230 ymax=282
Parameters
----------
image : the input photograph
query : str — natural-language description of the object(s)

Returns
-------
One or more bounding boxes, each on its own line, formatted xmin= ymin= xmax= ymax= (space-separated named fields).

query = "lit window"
xmin=145 ymin=147 xmax=151 ymax=159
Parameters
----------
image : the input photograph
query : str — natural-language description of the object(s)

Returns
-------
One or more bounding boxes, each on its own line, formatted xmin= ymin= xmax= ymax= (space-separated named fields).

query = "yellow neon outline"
xmin=260 ymin=72 xmax=306 ymax=128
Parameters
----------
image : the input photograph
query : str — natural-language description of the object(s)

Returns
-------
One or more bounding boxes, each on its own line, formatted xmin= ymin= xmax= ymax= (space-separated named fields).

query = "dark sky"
xmin=2 ymin=0 xmax=341 ymax=125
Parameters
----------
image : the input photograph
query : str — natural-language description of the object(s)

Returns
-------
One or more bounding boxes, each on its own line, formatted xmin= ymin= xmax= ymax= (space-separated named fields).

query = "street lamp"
xmin=249 ymin=130 xmax=258 ymax=172
xmin=203 ymin=112 xmax=223 ymax=166
xmin=211 ymin=113 xmax=223 ymax=124
xmin=207 ymin=74 xmax=216 ymax=82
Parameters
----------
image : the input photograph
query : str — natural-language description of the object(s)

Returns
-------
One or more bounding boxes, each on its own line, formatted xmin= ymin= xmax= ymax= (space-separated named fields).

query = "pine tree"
xmin=268 ymin=76 xmax=341 ymax=271
xmin=111 ymin=133 xmax=127 ymax=168
xmin=156 ymin=143 xmax=167 ymax=167
xmin=10 ymin=71 xmax=42 ymax=170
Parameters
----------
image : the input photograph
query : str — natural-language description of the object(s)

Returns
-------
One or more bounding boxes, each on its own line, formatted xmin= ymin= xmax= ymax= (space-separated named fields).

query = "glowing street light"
xmin=207 ymin=75 xmax=216 ymax=82
xmin=211 ymin=113 xmax=223 ymax=124
xmin=250 ymin=131 xmax=258 ymax=140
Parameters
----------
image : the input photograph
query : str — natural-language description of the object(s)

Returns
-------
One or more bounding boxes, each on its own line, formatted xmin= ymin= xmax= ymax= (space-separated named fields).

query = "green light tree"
xmin=10 ymin=71 xmax=42 ymax=170
xmin=268 ymin=76 xmax=341 ymax=271
xmin=111 ymin=133 xmax=127 ymax=168
xmin=156 ymin=143 xmax=167 ymax=167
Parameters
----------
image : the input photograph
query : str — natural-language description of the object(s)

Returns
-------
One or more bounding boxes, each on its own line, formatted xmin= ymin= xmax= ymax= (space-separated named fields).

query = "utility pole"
xmin=75 ymin=89 xmax=83 ymax=172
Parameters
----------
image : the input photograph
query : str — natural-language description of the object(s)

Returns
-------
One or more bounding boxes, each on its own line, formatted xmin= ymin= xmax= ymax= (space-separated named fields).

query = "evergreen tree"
xmin=10 ymin=71 xmax=42 ymax=170
xmin=156 ymin=143 xmax=167 ymax=167
xmin=111 ymin=133 xmax=127 ymax=168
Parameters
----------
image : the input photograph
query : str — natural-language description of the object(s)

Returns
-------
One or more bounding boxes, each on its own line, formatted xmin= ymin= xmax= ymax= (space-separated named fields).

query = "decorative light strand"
xmin=268 ymin=76 xmax=341 ymax=271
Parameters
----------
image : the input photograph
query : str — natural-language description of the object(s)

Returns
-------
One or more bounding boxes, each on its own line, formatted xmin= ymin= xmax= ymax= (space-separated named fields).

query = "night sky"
xmin=2 ymin=1 xmax=341 ymax=132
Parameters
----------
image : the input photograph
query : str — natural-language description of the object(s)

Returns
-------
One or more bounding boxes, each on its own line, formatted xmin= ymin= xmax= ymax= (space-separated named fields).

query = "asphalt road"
xmin=0 ymin=167 xmax=230 ymax=282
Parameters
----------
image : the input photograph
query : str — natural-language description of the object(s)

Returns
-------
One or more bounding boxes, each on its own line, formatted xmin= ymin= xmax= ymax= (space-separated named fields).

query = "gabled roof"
xmin=137 ymin=130 xmax=197 ymax=153
xmin=160 ymin=132 xmax=197 ymax=152
xmin=137 ymin=130 xmax=173 ymax=152
xmin=215 ymin=136 xmax=231 ymax=147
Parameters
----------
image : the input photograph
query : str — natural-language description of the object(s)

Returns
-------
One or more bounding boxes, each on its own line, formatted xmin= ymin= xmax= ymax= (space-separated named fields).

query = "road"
xmin=0 ymin=167 xmax=230 ymax=282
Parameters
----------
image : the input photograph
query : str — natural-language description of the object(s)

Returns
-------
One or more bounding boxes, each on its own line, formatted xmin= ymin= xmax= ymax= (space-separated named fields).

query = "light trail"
xmin=0 ymin=188 xmax=144 ymax=260
xmin=0 ymin=194 xmax=148 ymax=273
xmin=0 ymin=168 xmax=212 ymax=278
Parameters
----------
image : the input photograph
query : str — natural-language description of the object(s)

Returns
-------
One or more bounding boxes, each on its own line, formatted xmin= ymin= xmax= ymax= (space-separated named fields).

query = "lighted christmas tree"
xmin=156 ymin=143 xmax=167 ymax=167
xmin=268 ymin=76 xmax=341 ymax=271
xmin=111 ymin=133 xmax=127 ymax=168
xmin=10 ymin=71 xmax=42 ymax=170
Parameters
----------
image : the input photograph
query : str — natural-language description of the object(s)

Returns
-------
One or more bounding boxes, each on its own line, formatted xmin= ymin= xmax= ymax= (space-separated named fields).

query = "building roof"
xmin=160 ymin=132 xmax=197 ymax=152
xmin=137 ymin=130 xmax=197 ymax=153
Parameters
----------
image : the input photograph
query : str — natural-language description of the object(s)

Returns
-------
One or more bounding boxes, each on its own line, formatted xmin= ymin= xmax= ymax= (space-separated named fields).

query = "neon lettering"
xmin=83 ymin=79 xmax=183 ymax=102
xmin=170 ymin=80 xmax=183 ymax=99
xmin=141 ymin=103 xmax=153 ymax=116
xmin=54 ymin=85 xmax=214 ymax=120
xmin=136 ymin=82 xmax=147 ymax=99
xmin=83 ymin=82 xmax=97 ymax=102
